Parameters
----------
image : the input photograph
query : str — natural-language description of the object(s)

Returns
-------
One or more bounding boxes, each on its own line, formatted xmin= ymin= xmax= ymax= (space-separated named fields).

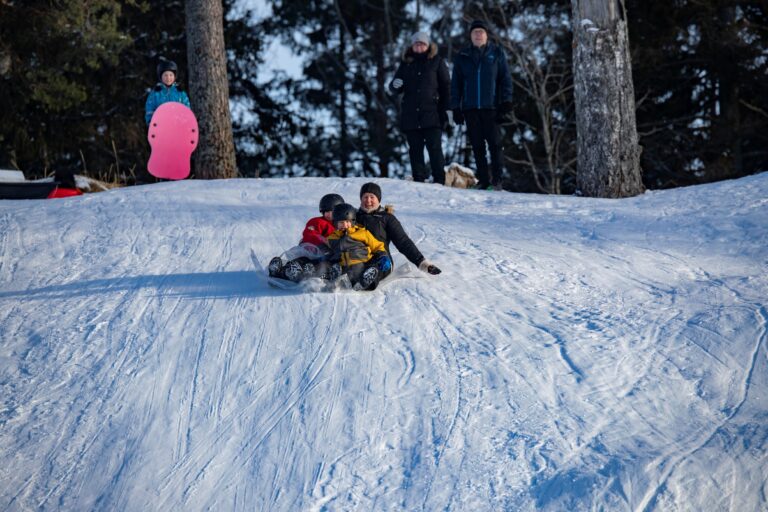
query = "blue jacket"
xmin=450 ymin=42 xmax=513 ymax=111
xmin=145 ymin=83 xmax=191 ymax=123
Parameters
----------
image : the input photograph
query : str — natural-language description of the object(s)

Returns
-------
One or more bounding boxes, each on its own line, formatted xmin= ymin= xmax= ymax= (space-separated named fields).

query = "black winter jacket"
xmin=389 ymin=43 xmax=451 ymax=131
xmin=356 ymin=206 xmax=425 ymax=267
xmin=450 ymin=42 xmax=513 ymax=111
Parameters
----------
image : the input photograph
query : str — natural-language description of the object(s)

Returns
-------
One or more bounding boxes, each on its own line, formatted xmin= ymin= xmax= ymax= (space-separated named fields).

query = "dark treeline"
xmin=0 ymin=0 xmax=765 ymax=192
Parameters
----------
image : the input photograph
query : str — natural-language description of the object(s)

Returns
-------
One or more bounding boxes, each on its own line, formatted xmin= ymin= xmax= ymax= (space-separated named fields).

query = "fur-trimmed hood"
xmin=402 ymin=42 xmax=439 ymax=63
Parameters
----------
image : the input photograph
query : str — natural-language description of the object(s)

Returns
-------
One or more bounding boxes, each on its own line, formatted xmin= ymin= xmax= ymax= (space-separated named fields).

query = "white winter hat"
xmin=411 ymin=31 xmax=430 ymax=45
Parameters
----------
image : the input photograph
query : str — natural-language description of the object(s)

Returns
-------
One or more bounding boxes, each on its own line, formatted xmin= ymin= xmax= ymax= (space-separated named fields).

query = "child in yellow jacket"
xmin=327 ymin=203 xmax=391 ymax=290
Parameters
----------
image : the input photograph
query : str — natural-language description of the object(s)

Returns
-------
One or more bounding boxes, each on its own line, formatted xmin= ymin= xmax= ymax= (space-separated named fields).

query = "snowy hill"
xmin=0 ymin=175 xmax=766 ymax=511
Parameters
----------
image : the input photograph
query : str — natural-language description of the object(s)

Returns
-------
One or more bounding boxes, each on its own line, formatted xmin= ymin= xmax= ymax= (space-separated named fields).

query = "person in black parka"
xmin=356 ymin=182 xmax=442 ymax=279
xmin=450 ymin=20 xmax=514 ymax=190
xmin=389 ymin=31 xmax=451 ymax=185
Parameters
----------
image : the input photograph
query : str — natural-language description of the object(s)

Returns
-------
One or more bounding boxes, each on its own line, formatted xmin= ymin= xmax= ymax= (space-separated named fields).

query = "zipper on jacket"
xmin=476 ymin=66 xmax=481 ymax=108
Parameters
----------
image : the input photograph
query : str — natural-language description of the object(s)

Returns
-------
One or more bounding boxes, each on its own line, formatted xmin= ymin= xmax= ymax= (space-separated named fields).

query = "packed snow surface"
xmin=1 ymin=175 xmax=766 ymax=511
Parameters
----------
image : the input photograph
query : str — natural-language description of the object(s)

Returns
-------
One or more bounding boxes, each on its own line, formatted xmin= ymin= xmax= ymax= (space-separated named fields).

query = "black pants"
xmin=464 ymin=109 xmax=503 ymax=186
xmin=405 ymin=127 xmax=445 ymax=185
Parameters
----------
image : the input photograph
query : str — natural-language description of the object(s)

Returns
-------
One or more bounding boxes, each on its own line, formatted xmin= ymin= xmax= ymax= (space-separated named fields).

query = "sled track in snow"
xmin=2 ymin=176 xmax=767 ymax=511
xmin=156 ymin=292 xmax=343 ymax=509
xmin=638 ymin=292 xmax=768 ymax=512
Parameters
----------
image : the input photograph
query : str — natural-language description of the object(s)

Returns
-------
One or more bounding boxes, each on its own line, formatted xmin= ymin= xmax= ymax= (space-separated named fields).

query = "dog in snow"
xmin=443 ymin=163 xmax=478 ymax=189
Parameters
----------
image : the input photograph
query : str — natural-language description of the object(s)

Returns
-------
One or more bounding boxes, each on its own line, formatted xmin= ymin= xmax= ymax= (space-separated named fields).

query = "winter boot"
xmin=328 ymin=263 xmax=341 ymax=281
xmin=360 ymin=266 xmax=379 ymax=290
xmin=302 ymin=261 xmax=316 ymax=278
xmin=284 ymin=260 xmax=304 ymax=282
xmin=268 ymin=257 xmax=283 ymax=277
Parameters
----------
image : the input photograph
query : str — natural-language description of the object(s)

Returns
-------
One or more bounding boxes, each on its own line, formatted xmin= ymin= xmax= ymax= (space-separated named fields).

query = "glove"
xmin=495 ymin=102 xmax=514 ymax=123
xmin=376 ymin=254 xmax=392 ymax=273
xmin=418 ymin=259 xmax=442 ymax=275
xmin=452 ymin=109 xmax=464 ymax=125
xmin=391 ymin=78 xmax=403 ymax=90
xmin=440 ymin=111 xmax=453 ymax=135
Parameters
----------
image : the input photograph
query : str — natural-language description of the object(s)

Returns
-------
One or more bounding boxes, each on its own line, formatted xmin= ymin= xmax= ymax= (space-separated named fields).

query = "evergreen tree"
xmin=629 ymin=0 xmax=768 ymax=188
xmin=0 ymin=1 xmax=191 ymax=182
xmin=1 ymin=0 xmax=764 ymax=190
xmin=262 ymin=0 xmax=414 ymax=178
xmin=224 ymin=0 xmax=301 ymax=178
xmin=0 ymin=0 xmax=131 ymax=176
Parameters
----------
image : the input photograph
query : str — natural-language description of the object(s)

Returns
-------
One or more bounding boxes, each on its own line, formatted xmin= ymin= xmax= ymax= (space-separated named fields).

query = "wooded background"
xmin=0 ymin=0 xmax=765 ymax=193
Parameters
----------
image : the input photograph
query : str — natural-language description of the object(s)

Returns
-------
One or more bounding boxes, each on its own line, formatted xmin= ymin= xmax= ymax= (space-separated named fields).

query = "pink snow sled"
xmin=147 ymin=102 xmax=199 ymax=180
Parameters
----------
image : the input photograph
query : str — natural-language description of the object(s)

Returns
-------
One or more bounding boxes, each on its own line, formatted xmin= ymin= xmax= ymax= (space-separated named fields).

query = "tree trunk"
xmin=571 ymin=0 xmax=644 ymax=197
xmin=185 ymin=0 xmax=237 ymax=179
xmin=373 ymin=20 xmax=390 ymax=178
xmin=710 ymin=5 xmax=742 ymax=180
xmin=338 ymin=22 xmax=349 ymax=178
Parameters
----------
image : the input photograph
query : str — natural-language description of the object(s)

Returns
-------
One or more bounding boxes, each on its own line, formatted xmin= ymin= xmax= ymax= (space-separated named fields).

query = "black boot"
xmin=360 ymin=266 xmax=379 ymax=290
xmin=284 ymin=260 xmax=304 ymax=282
xmin=268 ymin=257 xmax=283 ymax=277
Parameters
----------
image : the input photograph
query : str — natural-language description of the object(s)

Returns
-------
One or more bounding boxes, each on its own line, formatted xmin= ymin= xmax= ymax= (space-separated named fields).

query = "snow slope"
xmin=0 ymin=175 xmax=766 ymax=511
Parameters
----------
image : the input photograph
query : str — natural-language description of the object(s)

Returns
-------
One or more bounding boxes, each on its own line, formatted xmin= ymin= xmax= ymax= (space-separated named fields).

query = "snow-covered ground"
xmin=0 ymin=175 xmax=766 ymax=511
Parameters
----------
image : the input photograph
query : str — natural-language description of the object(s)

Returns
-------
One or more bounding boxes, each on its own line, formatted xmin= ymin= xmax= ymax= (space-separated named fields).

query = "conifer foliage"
xmin=0 ymin=1 xmax=765 ymax=190
xmin=0 ymin=0 xmax=130 ymax=176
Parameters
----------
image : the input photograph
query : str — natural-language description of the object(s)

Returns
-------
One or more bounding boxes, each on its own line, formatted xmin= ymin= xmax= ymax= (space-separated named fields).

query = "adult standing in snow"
xmin=145 ymin=58 xmax=191 ymax=124
xmin=450 ymin=20 xmax=514 ymax=190
xmin=389 ymin=31 xmax=451 ymax=185
xmin=356 ymin=182 xmax=441 ymax=278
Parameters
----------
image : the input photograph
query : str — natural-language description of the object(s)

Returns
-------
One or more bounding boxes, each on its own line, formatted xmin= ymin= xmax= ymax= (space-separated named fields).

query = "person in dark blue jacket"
xmin=450 ymin=20 xmax=514 ymax=190
xmin=144 ymin=59 xmax=191 ymax=124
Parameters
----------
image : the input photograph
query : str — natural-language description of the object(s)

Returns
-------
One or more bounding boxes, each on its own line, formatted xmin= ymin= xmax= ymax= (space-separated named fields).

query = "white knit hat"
xmin=411 ymin=31 xmax=430 ymax=45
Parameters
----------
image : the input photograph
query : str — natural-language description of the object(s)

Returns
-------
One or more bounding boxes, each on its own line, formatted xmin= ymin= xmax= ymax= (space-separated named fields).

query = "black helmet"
xmin=157 ymin=59 xmax=178 ymax=81
xmin=319 ymin=193 xmax=344 ymax=213
xmin=332 ymin=203 xmax=357 ymax=223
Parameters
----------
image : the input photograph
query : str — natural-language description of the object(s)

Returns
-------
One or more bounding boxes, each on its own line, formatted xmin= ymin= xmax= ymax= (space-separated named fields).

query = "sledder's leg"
xmin=360 ymin=266 xmax=380 ymax=290
xmin=302 ymin=261 xmax=316 ymax=277
xmin=313 ymin=261 xmax=337 ymax=280
xmin=346 ymin=262 xmax=381 ymax=291
xmin=268 ymin=257 xmax=283 ymax=277
xmin=283 ymin=257 xmax=314 ymax=282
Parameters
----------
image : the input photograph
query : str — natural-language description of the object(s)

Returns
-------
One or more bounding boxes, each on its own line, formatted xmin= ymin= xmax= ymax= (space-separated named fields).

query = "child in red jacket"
xmin=268 ymin=193 xmax=345 ymax=281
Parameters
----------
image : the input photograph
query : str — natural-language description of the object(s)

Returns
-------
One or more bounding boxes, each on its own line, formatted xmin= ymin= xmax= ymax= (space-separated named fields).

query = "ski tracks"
xmin=153 ymin=291 xmax=345 ymax=510
xmin=637 ymin=289 xmax=768 ymax=512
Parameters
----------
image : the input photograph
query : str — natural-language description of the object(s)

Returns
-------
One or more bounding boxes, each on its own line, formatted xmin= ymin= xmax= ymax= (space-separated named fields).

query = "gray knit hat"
xmin=411 ymin=31 xmax=430 ymax=45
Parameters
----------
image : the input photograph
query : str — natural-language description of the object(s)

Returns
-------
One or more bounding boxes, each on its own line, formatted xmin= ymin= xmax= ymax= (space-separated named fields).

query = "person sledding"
xmin=355 ymin=182 xmax=441 ymax=277
xmin=326 ymin=203 xmax=391 ymax=291
xmin=268 ymin=193 xmax=345 ymax=282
